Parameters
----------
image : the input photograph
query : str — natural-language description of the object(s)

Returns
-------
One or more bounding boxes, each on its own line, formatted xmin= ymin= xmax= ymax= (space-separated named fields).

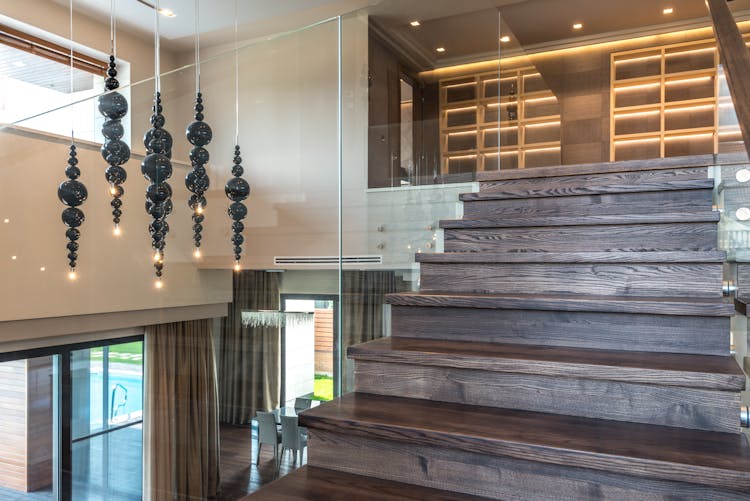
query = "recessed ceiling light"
xmin=11 ymin=255 xmax=17 ymax=260
xmin=158 ymin=7 xmax=176 ymax=17
xmin=436 ymin=47 xmax=446 ymax=53
xmin=3 ymin=218 xmax=9 ymax=223
xmin=663 ymin=7 xmax=674 ymax=15
xmin=40 ymin=266 xmax=45 ymax=272
xmin=410 ymin=20 xmax=421 ymax=27
xmin=573 ymin=23 xmax=583 ymax=30
xmin=500 ymin=36 xmax=511 ymax=43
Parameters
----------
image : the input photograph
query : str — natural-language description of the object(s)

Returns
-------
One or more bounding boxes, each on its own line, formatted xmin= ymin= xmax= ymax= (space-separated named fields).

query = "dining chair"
xmin=280 ymin=415 xmax=308 ymax=467
xmin=294 ymin=397 xmax=313 ymax=414
xmin=256 ymin=411 xmax=282 ymax=467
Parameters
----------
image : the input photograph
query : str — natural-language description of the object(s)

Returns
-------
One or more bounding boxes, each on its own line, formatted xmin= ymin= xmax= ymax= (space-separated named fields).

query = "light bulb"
xmin=109 ymin=186 xmax=118 ymax=196
xmin=736 ymin=169 xmax=750 ymax=183
xmin=234 ymin=261 xmax=241 ymax=272
xmin=195 ymin=205 xmax=204 ymax=215
xmin=113 ymin=225 xmax=121 ymax=236
xmin=194 ymin=248 xmax=202 ymax=259
xmin=155 ymin=278 xmax=164 ymax=289
xmin=68 ymin=270 xmax=77 ymax=281
xmin=40 ymin=266 xmax=46 ymax=272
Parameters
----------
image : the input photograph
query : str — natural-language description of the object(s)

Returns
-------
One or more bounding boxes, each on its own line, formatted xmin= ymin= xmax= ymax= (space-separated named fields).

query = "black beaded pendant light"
xmin=58 ymin=0 xmax=87 ymax=281
xmin=142 ymin=0 xmax=173 ymax=288
xmin=99 ymin=0 xmax=129 ymax=236
xmin=225 ymin=1 xmax=250 ymax=272
xmin=185 ymin=0 xmax=211 ymax=260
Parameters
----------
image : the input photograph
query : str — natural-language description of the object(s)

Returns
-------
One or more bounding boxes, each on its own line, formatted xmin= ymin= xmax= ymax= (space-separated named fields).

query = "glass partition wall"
xmin=1 ymin=0 xmax=750 ymax=499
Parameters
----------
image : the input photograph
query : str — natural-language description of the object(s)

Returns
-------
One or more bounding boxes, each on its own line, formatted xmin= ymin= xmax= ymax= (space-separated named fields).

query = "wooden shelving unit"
xmin=610 ymin=39 xmax=728 ymax=161
xmin=439 ymin=67 xmax=561 ymax=173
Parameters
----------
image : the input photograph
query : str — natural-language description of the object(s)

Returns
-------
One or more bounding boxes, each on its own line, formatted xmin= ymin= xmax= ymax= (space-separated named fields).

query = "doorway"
xmin=280 ymin=294 xmax=339 ymax=407
xmin=0 ymin=335 xmax=144 ymax=500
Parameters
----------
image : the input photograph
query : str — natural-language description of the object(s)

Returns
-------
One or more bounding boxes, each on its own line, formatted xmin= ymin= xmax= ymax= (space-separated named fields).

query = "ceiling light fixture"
xmin=500 ymin=36 xmax=511 ymax=43
xmin=573 ymin=23 xmax=583 ymax=30
xmin=136 ymin=0 xmax=176 ymax=17
xmin=409 ymin=20 xmax=420 ymax=27
xmin=3 ymin=218 xmax=9 ymax=223
xmin=436 ymin=47 xmax=446 ymax=53
xmin=663 ymin=7 xmax=674 ymax=15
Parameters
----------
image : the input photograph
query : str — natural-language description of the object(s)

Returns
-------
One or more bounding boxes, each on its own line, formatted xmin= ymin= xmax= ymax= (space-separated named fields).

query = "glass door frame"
xmin=279 ymin=293 xmax=340 ymax=405
xmin=0 ymin=333 xmax=143 ymax=501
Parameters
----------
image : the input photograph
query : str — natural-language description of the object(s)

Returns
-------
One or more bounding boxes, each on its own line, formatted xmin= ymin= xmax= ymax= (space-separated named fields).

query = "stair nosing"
xmin=300 ymin=393 xmax=750 ymax=493
xmin=348 ymin=338 xmax=745 ymax=391
xmin=464 ymin=179 xmax=716 ymax=201
xmin=415 ymin=251 xmax=727 ymax=264
xmin=440 ymin=211 xmax=721 ymax=229
xmin=385 ymin=292 xmax=735 ymax=317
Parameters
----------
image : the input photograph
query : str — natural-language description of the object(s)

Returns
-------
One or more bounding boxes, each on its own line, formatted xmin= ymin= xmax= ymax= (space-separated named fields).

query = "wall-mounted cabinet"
xmin=610 ymin=39 xmax=729 ymax=161
xmin=440 ymin=67 xmax=561 ymax=173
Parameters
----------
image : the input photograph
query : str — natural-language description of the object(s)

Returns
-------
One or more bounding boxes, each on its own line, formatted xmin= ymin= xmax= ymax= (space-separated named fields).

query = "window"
xmin=0 ymin=23 xmax=125 ymax=144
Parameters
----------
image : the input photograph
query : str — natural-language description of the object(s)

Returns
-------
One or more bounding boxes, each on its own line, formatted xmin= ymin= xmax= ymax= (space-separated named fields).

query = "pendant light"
xmin=58 ymin=0 xmax=87 ymax=281
xmin=185 ymin=0 xmax=212 ymax=260
xmin=142 ymin=0 xmax=174 ymax=288
xmin=225 ymin=0 xmax=250 ymax=272
xmin=98 ymin=0 xmax=129 ymax=236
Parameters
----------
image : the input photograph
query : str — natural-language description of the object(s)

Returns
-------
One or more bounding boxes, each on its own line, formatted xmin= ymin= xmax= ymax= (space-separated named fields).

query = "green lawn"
xmin=90 ymin=341 xmax=143 ymax=366
xmin=313 ymin=374 xmax=333 ymax=401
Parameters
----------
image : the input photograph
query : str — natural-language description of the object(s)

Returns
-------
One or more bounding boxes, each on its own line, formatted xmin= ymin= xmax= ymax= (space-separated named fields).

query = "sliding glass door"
xmin=70 ymin=340 xmax=143 ymax=500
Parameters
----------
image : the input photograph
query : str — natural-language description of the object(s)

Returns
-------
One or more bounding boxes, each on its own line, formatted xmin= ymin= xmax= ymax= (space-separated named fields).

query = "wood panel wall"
xmin=0 ymin=358 xmax=53 ymax=492
xmin=314 ymin=309 xmax=334 ymax=375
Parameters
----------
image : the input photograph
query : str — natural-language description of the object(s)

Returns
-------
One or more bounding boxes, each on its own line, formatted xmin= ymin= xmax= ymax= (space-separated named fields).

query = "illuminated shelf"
xmin=610 ymin=38 xmax=721 ymax=161
xmin=440 ymin=66 xmax=561 ymax=172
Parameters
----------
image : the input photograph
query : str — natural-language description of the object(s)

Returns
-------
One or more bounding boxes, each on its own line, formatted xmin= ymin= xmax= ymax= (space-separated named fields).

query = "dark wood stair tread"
xmin=300 ymin=393 xmax=750 ymax=493
xmin=349 ymin=337 xmax=745 ymax=390
xmin=440 ymin=211 xmax=720 ymax=229
xmin=240 ymin=466 xmax=487 ymax=500
xmin=416 ymin=251 xmax=726 ymax=264
xmin=476 ymin=154 xmax=731 ymax=181
xmin=463 ymin=178 xmax=715 ymax=201
xmin=386 ymin=291 xmax=736 ymax=316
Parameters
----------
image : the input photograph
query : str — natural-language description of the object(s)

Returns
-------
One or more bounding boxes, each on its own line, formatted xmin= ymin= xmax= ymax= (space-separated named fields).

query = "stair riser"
xmin=476 ymin=167 xmax=710 ymax=197
xmin=354 ymin=361 xmax=740 ymax=433
xmin=463 ymin=189 xmax=713 ymax=219
xmin=419 ymin=263 xmax=723 ymax=298
xmin=444 ymin=223 xmax=717 ymax=253
xmin=308 ymin=431 xmax=747 ymax=501
xmin=390 ymin=306 xmax=730 ymax=356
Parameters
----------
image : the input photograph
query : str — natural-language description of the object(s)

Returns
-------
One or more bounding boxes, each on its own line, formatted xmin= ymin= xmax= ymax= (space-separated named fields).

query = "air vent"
xmin=274 ymin=255 xmax=383 ymax=265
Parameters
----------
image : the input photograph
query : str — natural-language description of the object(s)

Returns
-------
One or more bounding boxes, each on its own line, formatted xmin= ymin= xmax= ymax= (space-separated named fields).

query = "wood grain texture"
xmin=473 ymin=169 xmax=712 ymax=199
xmin=706 ymin=0 xmax=750 ymax=160
xmin=416 ymin=251 xmax=726 ymax=264
xmin=308 ymin=431 xmax=749 ymax=501
xmin=300 ymin=393 xmax=750 ymax=492
xmin=443 ymin=222 xmax=718 ymax=253
xmin=354 ymin=361 xmax=739 ymax=433
xmin=463 ymin=188 xmax=713 ymax=219
xmin=419 ymin=262 xmax=723 ymax=298
xmin=349 ymin=337 xmax=745 ymax=390
xmin=240 ymin=466 xmax=488 ymax=500
xmin=476 ymin=154 xmax=718 ymax=181
xmin=440 ymin=211 xmax=720 ymax=229
xmin=390 ymin=305 xmax=731 ymax=356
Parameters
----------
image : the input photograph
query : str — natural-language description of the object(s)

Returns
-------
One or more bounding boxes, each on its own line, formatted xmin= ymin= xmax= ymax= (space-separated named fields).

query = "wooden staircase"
xmin=248 ymin=156 xmax=750 ymax=500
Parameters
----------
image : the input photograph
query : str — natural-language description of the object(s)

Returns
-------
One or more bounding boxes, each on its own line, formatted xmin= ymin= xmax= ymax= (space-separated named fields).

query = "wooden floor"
xmin=218 ymin=422 xmax=303 ymax=501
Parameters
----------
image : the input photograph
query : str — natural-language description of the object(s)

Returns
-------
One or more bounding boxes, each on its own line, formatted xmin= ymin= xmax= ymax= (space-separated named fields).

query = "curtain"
xmin=217 ymin=270 xmax=281 ymax=424
xmin=342 ymin=270 xmax=408 ymax=392
xmin=144 ymin=319 xmax=220 ymax=501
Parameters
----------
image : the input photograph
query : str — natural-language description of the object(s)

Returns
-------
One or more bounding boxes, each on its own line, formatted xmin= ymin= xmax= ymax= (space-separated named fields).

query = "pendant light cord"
xmin=110 ymin=0 xmax=117 ymax=57
xmin=195 ymin=0 xmax=200 ymax=93
xmin=234 ymin=0 xmax=239 ymax=145
xmin=69 ymin=0 xmax=74 ymax=142
xmin=154 ymin=0 xmax=161 ymax=94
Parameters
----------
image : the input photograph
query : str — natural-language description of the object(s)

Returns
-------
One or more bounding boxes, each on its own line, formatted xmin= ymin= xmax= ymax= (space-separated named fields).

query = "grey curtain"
xmin=144 ymin=319 xmax=220 ymax=501
xmin=342 ymin=270 xmax=408 ymax=392
xmin=217 ymin=270 xmax=281 ymax=424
